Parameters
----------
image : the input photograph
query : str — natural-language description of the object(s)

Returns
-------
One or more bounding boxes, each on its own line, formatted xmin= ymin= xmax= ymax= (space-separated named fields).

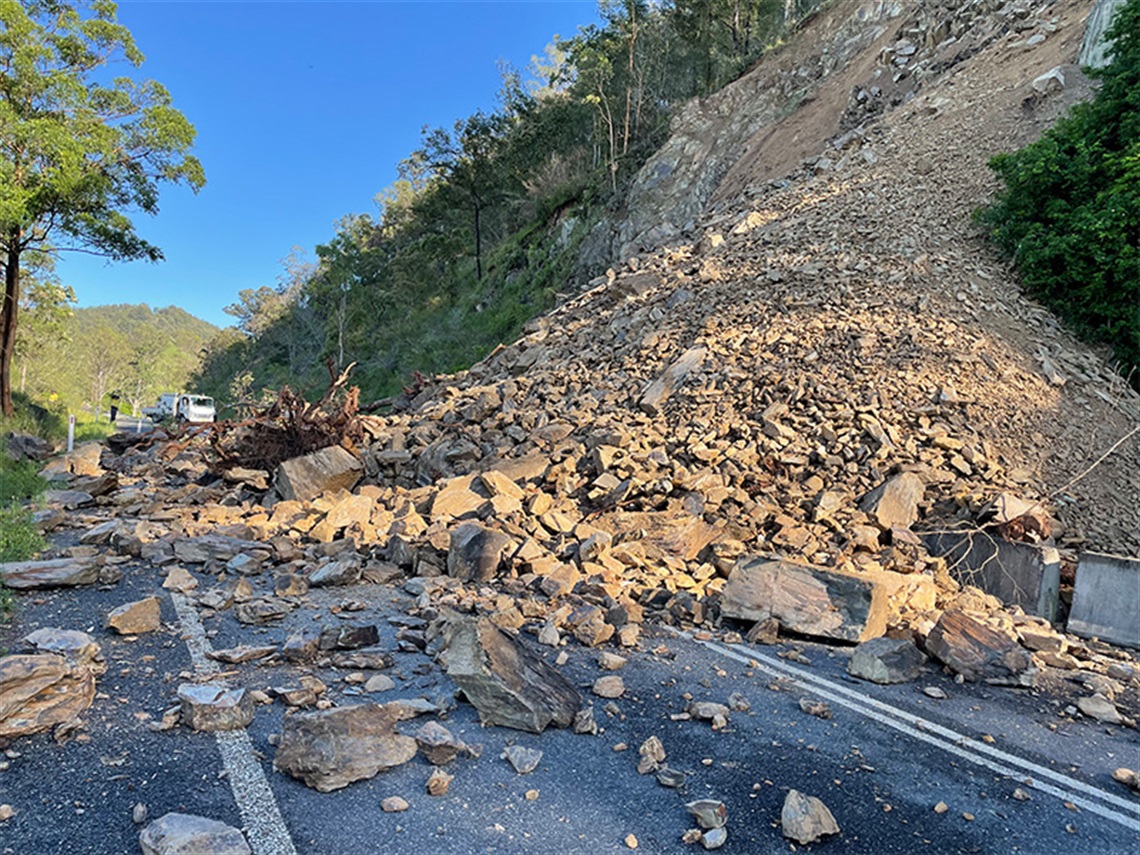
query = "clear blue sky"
xmin=56 ymin=0 xmax=599 ymax=329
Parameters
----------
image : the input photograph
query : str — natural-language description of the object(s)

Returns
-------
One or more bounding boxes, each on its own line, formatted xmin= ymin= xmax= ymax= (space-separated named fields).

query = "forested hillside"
xmin=18 ymin=303 xmax=218 ymax=420
xmin=193 ymin=0 xmax=820 ymax=406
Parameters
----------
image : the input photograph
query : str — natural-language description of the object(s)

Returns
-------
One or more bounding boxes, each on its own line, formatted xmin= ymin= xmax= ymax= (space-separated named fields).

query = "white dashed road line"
xmin=170 ymin=591 xmax=299 ymax=855
xmin=672 ymin=629 xmax=1140 ymax=833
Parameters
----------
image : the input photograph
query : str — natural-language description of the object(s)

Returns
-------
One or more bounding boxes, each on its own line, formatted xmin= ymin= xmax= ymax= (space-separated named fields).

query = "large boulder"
xmin=925 ymin=610 xmax=1036 ymax=686
xmin=720 ymin=556 xmax=935 ymax=643
xmin=273 ymin=703 xmax=417 ymax=792
xmin=0 ymin=558 xmax=97 ymax=589
xmin=275 ymin=445 xmax=362 ymax=503
xmin=447 ymin=522 xmax=513 ymax=582
xmin=0 ymin=653 xmax=96 ymax=738
xmin=440 ymin=616 xmax=581 ymax=733
xmin=138 ymin=813 xmax=251 ymax=855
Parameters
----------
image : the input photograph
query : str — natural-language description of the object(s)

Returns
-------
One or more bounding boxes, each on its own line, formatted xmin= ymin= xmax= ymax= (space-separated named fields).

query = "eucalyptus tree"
xmin=0 ymin=0 xmax=205 ymax=415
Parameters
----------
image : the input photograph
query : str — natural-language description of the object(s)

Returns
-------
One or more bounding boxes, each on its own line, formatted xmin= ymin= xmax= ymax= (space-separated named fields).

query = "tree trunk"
xmin=1 ymin=237 xmax=21 ymax=417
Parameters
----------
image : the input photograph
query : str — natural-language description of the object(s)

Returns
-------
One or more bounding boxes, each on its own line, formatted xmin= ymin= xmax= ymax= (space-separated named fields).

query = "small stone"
xmin=105 ymin=596 xmax=162 ymax=635
xmin=638 ymin=735 xmax=666 ymax=775
xmin=781 ymin=790 xmax=839 ymax=844
xmin=655 ymin=766 xmax=687 ymax=788
xmin=701 ymin=827 xmax=728 ymax=850
xmin=689 ymin=701 xmax=730 ymax=721
xmin=685 ymin=799 xmax=727 ymax=830
xmin=426 ymin=767 xmax=453 ymax=796
xmin=537 ymin=623 xmax=560 ymax=647
xmin=798 ymin=697 xmax=832 ymax=719
xmin=1112 ymin=768 xmax=1140 ymax=792
xmin=381 ymin=796 xmax=409 ymax=813
xmin=598 ymin=652 xmax=627 ymax=671
xmin=364 ymin=674 xmax=396 ymax=693
xmin=593 ymin=676 xmax=625 ymax=698
xmin=1012 ymin=788 xmax=1031 ymax=801
xmin=132 ymin=803 xmax=148 ymax=824
xmin=415 ymin=721 xmax=466 ymax=765
xmin=681 ymin=829 xmax=703 ymax=844
xmin=934 ymin=801 xmax=949 ymax=814
xmin=502 ymin=744 xmax=543 ymax=774
xmin=727 ymin=692 xmax=750 ymax=712
xmin=625 ymin=833 xmax=639 ymax=849
xmin=573 ymin=705 xmax=599 ymax=735
xmin=0 ymin=804 xmax=14 ymax=821
xmin=525 ymin=789 xmax=540 ymax=801
xmin=923 ymin=686 xmax=948 ymax=699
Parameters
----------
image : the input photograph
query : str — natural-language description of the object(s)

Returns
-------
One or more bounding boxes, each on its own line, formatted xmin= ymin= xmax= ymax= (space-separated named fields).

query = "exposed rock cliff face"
xmin=1079 ymin=0 xmax=1127 ymax=67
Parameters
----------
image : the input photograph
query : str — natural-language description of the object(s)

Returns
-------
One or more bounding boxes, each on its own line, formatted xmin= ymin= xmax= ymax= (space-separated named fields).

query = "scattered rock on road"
xmin=440 ymin=616 xmax=580 ymax=733
xmin=502 ymin=744 xmax=543 ymax=774
xmin=925 ymin=610 xmax=1035 ymax=686
xmin=848 ymin=636 xmax=926 ymax=684
xmin=0 ymin=653 xmax=96 ymax=738
xmin=0 ymin=558 xmax=97 ymax=589
xmin=177 ymin=684 xmax=255 ymax=732
xmin=273 ymin=703 xmax=417 ymax=792
xmin=105 ymin=596 xmax=162 ymax=635
xmin=781 ymin=789 xmax=839 ymax=844
xmin=138 ymin=812 xmax=251 ymax=855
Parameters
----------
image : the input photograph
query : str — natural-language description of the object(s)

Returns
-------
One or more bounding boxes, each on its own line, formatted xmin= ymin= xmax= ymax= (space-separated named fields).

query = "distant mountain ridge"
xmin=20 ymin=302 xmax=219 ymax=418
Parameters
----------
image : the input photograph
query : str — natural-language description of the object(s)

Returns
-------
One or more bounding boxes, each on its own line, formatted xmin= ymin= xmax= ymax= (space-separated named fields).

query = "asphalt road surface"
xmin=2 ymin=554 xmax=1138 ymax=855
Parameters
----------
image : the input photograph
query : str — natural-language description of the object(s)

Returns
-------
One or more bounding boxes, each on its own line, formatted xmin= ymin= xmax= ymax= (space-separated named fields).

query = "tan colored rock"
xmin=162 ymin=567 xmax=198 ymax=593
xmin=275 ymin=445 xmax=362 ymax=503
xmin=105 ymin=596 xmax=162 ymax=635
xmin=781 ymin=789 xmax=839 ymax=844
xmin=593 ymin=675 xmax=625 ymax=699
xmin=860 ymin=472 xmax=925 ymax=530
xmin=0 ymin=653 xmax=96 ymax=738
xmin=273 ymin=703 xmax=417 ymax=792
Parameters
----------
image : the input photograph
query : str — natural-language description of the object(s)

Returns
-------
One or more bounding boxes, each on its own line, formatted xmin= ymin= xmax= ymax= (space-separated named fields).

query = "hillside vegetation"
xmin=16 ymin=303 xmax=218 ymax=424
xmin=192 ymin=0 xmax=821 ymax=406
xmin=980 ymin=0 xmax=1139 ymax=381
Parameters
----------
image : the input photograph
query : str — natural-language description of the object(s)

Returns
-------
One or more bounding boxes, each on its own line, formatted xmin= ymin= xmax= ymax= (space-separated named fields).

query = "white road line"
xmin=672 ymin=630 xmax=1140 ymax=833
xmin=170 ymin=591 xmax=299 ymax=855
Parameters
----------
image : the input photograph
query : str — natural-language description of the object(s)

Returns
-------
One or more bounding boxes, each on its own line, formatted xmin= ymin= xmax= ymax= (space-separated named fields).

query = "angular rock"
xmin=0 ymin=653 xmax=96 ymax=738
xmin=721 ymin=556 xmax=933 ymax=643
xmin=859 ymin=472 xmax=924 ymax=529
xmin=275 ymin=445 xmax=363 ymax=503
xmin=162 ymin=567 xmax=199 ymax=593
xmin=0 ymin=558 xmax=97 ymax=590
xmin=925 ymin=610 xmax=1035 ymax=686
xmin=593 ymin=675 xmax=625 ymax=699
xmin=440 ymin=616 xmax=581 ymax=733
xmin=178 ymin=684 xmax=255 ymax=731
xmin=1077 ymin=694 xmax=1123 ymax=725
xmin=205 ymin=645 xmax=276 ymax=665
xmin=7 ymin=432 xmax=53 ymax=462
xmin=273 ymin=703 xmax=417 ymax=792
xmin=319 ymin=625 xmax=380 ymax=651
xmin=173 ymin=536 xmax=262 ymax=566
xmin=329 ymin=647 xmax=394 ymax=670
xmin=282 ymin=631 xmax=319 ymax=663
xmin=42 ymin=489 xmax=93 ymax=509
xmin=235 ymin=597 xmax=295 ymax=625
xmin=426 ymin=767 xmax=453 ymax=796
xmin=22 ymin=628 xmax=104 ymax=672
xmin=781 ymin=789 xmax=839 ymax=844
xmin=105 ymin=596 xmax=162 ymax=635
xmin=847 ymin=636 xmax=926 ymax=684
xmin=415 ymin=720 xmax=467 ymax=765
xmin=502 ymin=744 xmax=543 ymax=774
xmin=640 ymin=346 xmax=706 ymax=415
xmin=447 ymin=522 xmax=512 ymax=582
xmin=138 ymin=812 xmax=251 ymax=855
xmin=685 ymin=799 xmax=727 ymax=830
xmin=308 ymin=556 xmax=362 ymax=587
xmin=431 ymin=473 xmax=490 ymax=521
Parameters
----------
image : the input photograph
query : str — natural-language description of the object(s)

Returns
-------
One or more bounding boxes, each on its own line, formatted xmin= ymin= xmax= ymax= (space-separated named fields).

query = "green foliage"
xmin=20 ymin=303 xmax=218 ymax=419
xmin=0 ymin=455 xmax=46 ymax=505
xmin=0 ymin=502 xmax=45 ymax=563
xmin=0 ymin=0 xmax=204 ymax=416
xmin=978 ymin=0 xmax=1140 ymax=381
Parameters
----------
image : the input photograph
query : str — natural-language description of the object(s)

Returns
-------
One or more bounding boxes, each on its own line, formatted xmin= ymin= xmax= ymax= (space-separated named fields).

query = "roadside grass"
xmin=0 ymin=454 xmax=48 ymax=623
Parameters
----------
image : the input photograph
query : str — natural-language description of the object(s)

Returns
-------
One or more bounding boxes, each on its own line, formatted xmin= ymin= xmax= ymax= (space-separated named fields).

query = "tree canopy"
xmin=0 ymin=0 xmax=205 ymax=415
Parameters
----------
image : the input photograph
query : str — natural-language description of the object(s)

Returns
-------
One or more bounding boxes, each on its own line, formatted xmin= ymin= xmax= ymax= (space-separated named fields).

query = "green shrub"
xmin=0 ymin=457 xmax=46 ymax=505
xmin=977 ymin=0 xmax=1140 ymax=383
xmin=0 ymin=503 xmax=45 ymax=563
